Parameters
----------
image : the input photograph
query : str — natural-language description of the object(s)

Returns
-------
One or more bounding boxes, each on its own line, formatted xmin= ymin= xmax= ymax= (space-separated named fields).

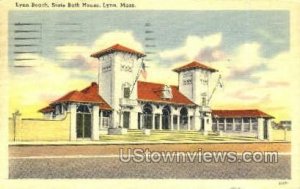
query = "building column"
xmin=14 ymin=112 xmax=22 ymax=141
xmin=177 ymin=115 xmax=180 ymax=131
xmin=194 ymin=111 xmax=201 ymax=131
xmin=241 ymin=118 xmax=244 ymax=132
xmin=112 ymin=110 xmax=119 ymax=128
xmin=267 ymin=119 xmax=273 ymax=141
xmin=170 ymin=114 xmax=174 ymax=130
xmin=92 ymin=105 xmax=100 ymax=140
xmin=187 ymin=115 xmax=190 ymax=130
xmin=152 ymin=114 xmax=155 ymax=130
xmin=120 ymin=110 xmax=123 ymax=128
xmin=159 ymin=114 xmax=162 ymax=130
xmin=257 ymin=118 xmax=264 ymax=140
xmin=139 ymin=113 xmax=143 ymax=129
xmin=232 ymin=118 xmax=236 ymax=131
xmin=204 ymin=116 xmax=213 ymax=132
xmin=70 ymin=104 xmax=77 ymax=141
xmin=130 ymin=112 xmax=138 ymax=129
xmin=99 ymin=110 xmax=102 ymax=130
xmin=249 ymin=118 xmax=252 ymax=132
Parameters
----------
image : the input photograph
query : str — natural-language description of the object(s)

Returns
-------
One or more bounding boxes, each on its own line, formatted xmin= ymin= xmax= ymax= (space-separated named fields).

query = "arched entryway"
xmin=142 ymin=104 xmax=153 ymax=129
xmin=162 ymin=106 xmax=171 ymax=130
xmin=180 ymin=107 xmax=188 ymax=130
xmin=76 ymin=104 xmax=92 ymax=139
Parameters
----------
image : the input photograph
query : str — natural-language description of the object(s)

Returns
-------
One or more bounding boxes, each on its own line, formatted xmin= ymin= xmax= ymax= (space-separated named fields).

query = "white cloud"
xmin=159 ymin=33 xmax=222 ymax=61
xmin=55 ymin=30 xmax=143 ymax=72
xmin=92 ymin=31 xmax=143 ymax=52
xmin=9 ymin=54 xmax=89 ymax=117
xmin=209 ymin=43 xmax=297 ymax=120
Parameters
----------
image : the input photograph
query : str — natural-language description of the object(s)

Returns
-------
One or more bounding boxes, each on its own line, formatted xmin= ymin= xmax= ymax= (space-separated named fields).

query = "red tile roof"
xmin=38 ymin=106 xmax=54 ymax=113
xmin=90 ymin=44 xmax=146 ymax=58
xmin=137 ymin=81 xmax=195 ymax=105
xmin=80 ymin=82 xmax=112 ymax=110
xmin=173 ymin=61 xmax=218 ymax=73
xmin=39 ymin=82 xmax=112 ymax=113
xmin=212 ymin=109 xmax=274 ymax=118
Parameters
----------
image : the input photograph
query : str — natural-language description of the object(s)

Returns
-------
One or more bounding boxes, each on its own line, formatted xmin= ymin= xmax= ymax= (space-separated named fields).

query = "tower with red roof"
xmin=91 ymin=44 xmax=146 ymax=128
xmin=173 ymin=61 xmax=218 ymax=132
xmin=173 ymin=61 xmax=218 ymax=106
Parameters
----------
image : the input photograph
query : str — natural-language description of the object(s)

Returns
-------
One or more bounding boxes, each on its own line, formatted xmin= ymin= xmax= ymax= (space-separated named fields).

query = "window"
xmin=102 ymin=111 xmax=111 ymax=117
xmin=124 ymin=87 xmax=130 ymax=98
xmin=251 ymin=118 xmax=258 ymax=131
xmin=218 ymin=118 xmax=225 ymax=131
xmin=243 ymin=118 xmax=250 ymax=132
xmin=173 ymin=115 xmax=178 ymax=125
xmin=235 ymin=118 xmax=242 ymax=131
xmin=212 ymin=118 xmax=217 ymax=131
xmin=226 ymin=118 xmax=233 ymax=131
xmin=202 ymin=97 xmax=206 ymax=106
xmin=180 ymin=107 xmax=188 ymax=125
xmin=77 ymin=104 xmax=91 ymax=113
xmin=55 ymin=104 xmax=62 ymax=115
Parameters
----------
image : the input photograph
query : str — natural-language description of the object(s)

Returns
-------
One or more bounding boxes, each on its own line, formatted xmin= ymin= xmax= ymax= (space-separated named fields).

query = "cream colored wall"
xmin=9 ymin=113 xmax=70 ymax=141
xmin=8 ymin=118 xmax=15 ymax=141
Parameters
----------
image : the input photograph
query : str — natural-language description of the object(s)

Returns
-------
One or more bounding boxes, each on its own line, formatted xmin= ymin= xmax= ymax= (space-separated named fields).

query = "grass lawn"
xmin=99 ymin=129 xmax=291 ymax=142
xmin=100 ymin=130 xmax=261 ymax=142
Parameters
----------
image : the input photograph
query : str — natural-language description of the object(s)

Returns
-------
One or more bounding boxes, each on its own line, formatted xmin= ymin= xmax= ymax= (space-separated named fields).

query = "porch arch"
xmin=142 ymin=103 xmax=153 ymax=129
xmin=180 ymin=107 xmax=188 ymax=130
xmin=162 ymin=105 xmax=171 ymax=130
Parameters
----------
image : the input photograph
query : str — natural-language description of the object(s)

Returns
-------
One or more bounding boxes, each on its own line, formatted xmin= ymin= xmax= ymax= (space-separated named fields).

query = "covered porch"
xmin=137 ymin=103 xmax=200 ymax=131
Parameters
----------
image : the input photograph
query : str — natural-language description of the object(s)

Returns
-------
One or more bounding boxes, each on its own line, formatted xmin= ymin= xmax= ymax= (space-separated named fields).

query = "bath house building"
xmin=39 ymin=44 xmax=274 ymax=141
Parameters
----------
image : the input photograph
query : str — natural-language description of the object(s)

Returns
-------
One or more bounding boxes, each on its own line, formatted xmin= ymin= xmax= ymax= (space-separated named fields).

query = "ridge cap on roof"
xmin=172 ymin=60 xmax=218 ymax=72
xmin=90 ymin=43 xmax=145 ymax=58
xmin=138 ymin=80 xmax=173 ymax=86
xmin=212 ymin=109 xmax=261 ymax=111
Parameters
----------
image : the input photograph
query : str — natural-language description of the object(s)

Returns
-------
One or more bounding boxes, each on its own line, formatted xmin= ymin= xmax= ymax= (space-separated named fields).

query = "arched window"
xmin=180 ymin=107 xmax=188 ymax=125
xmin=77 ymin=104 xmax=91 ymax=113
xmin=142 ymin=104 xmax=153 ymax=129
xmin=162 ymin=105 xmax=171 ymax=130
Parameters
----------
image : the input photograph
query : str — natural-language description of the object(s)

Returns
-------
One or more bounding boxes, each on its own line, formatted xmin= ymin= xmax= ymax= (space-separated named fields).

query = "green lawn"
xmin=99 ymin=130 xmax=260 ymax=142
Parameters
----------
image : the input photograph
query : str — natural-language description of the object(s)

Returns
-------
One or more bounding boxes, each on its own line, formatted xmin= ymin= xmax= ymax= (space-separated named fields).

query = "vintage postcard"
xmin=0 ymin=0 xmax=300 ymax=188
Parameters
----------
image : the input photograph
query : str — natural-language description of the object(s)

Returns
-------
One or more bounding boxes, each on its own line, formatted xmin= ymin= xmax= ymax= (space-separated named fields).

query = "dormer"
xmin=161 ymin=85 xmax=173 ymax=99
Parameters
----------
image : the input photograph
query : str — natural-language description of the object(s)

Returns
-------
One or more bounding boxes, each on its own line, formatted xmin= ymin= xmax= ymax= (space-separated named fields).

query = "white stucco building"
xmin=39 ymin=44 xmax=274 ymax=141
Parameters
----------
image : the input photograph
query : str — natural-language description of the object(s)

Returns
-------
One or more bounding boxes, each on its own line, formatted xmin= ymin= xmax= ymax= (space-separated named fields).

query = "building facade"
xmin=39 ymin=44 xmax=274 ymax=141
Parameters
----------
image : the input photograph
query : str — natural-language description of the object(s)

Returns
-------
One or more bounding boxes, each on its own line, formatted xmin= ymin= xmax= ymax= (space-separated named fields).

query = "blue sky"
xmin=9 ymin=10 xmax=289 ymax=63
xmin=9 ymin=10 xmax=292 ymax=119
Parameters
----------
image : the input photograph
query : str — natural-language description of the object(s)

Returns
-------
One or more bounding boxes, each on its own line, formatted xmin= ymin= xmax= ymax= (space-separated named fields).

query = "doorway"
xmin=123 ymin=112 xmax=130 ymax=129
xmin=76 ymin=105 xmax=92 ymax=139
xmin=162 ymin=106 xmax=171 ymax=130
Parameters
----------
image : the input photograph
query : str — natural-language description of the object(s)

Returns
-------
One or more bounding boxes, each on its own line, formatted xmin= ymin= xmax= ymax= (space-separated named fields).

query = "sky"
xmin=8 ymin=10 xmax=292 ymax=120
